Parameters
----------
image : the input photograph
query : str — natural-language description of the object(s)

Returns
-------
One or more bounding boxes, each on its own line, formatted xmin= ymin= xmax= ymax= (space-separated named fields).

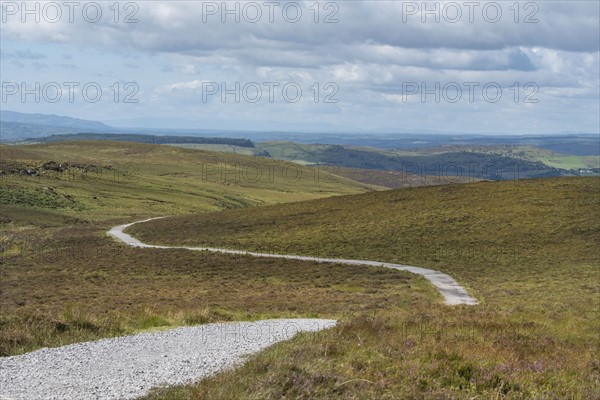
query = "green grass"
xmin=132 ymin=177 xmax=600 ymax=399
xmin=0 ymin=212 xmax=430 ymax=356
xmin=167 ymin=143 xmax=261 ymax=156
xmin=412 ymin=144 xmax=599 ymax=170
xmin=0 ymin=141 xmax=375 ymax=221
xmin=538 ymin=155 xmax=598 ymax=170
xmin=0 ymin=186 xmax=86 ymax=210
xmin=2 ymin=141 xmax=598 ymax=398
xmin=131 ymin=177 xmax=598 ymax=267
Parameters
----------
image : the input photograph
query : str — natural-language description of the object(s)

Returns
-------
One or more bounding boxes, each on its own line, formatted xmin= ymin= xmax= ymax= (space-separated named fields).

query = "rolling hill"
xmin=1 ymin=140 xmax=598 ymax=397
xmin=0 ymin=141 xmax=374 ymax=220
xmin=0 ymin=111 xmax=114 ymax=141
xmin=0 ymin=110 xmax=111 ymax=131
xmin=130 ymin=177 xmax=599 ymax=399
xmin=26 ymin=133 xmax=255 ymax=147
xmin=130 ymin=177 xmax=599 ymax=276
xmin=255 ymin=141 xmax=568 ymax=180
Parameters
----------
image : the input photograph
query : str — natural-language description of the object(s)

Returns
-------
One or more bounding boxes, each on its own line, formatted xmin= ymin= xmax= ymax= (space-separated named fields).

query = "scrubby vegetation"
xmin=0 ymin=187 xmax=85 ymax=210
xmin=0 ymin=216 xmax=426 ymax=356
xmin=0 ymin=142 xmax=373 ymax=219
xmin=1 ymin=141 xmax=597 ymax=399
xmin=134 ymin=177 xmax=600 ymax=399
xmin=330 ymin=166 xmax=479 ymax=189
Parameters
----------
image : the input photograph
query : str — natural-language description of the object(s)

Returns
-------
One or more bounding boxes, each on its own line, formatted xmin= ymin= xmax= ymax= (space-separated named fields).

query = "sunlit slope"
xmin=131 ymin=177 xmax=599 ymax=399
xmin=131 ymin=177 xmax=599 ymax=301
xmin=0 ymin=141 xmax=374 ymax=220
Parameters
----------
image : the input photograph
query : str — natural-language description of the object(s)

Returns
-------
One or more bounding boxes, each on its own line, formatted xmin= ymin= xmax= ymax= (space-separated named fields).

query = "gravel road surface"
xmin=0 ymin=319 xmax=336 ymax=400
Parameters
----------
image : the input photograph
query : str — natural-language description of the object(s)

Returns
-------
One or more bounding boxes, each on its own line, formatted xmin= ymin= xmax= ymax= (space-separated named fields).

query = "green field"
xmin=1 ymin=142 xmax=598 ymax=399
xmin=538 ymin=154 xmax=598 ymax=170
xmin=167 ymin=143 xmax=263 ymax=157
xmin=407 ymin=144 xmax=600 ymax=170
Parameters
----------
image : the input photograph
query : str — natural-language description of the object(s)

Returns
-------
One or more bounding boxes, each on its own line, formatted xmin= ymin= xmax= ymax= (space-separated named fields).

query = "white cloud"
xmin=1 ymin=1 xmax=598 ymax=133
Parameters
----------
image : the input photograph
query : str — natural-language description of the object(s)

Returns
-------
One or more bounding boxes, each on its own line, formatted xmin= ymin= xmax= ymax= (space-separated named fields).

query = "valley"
xmin=1 ymin=140 xmax=597 ymax=398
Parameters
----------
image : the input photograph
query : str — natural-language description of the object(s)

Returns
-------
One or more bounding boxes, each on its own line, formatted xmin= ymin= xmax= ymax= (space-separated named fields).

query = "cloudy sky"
xmin=1 ymin=1 xmax=599 ymax=134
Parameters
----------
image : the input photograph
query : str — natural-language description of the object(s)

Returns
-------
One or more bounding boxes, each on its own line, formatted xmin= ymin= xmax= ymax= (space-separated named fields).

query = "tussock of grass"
xmin=0 ymin=187 xmax=85 ymax=210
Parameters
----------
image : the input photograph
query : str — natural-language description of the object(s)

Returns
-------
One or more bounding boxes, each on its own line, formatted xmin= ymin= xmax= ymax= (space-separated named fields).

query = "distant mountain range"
xmin=0 ymin=111 xmax=253 ymax=142
xmin=0 ymin=111 xmax=111 ymax=131
xmin=0 ymin=111 xmax=114 ymax=141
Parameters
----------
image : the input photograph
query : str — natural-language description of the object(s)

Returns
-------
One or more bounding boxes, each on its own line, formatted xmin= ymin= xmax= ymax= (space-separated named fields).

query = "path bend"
xmin=109 ymin=217 xmax=478 ymax=306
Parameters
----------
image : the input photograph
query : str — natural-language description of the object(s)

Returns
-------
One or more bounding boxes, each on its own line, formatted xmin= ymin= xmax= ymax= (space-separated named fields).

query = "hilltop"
xmin=132 ymin=177 xmax=599 ymax=275
xmin=0 ymin=141 xmax=373 ymax=220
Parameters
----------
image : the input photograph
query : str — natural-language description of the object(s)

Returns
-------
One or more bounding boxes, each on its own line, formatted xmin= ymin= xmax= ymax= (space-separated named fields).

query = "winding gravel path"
xmin=0 ymin=319 xmax=336 ymax=400
xmin=0 ymin=217 xmax=478 ymax=400
xmin=109 ymin=217 xmax=478 ymax=306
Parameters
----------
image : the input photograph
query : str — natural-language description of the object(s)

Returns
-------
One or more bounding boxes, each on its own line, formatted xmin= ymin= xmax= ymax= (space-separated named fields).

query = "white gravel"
xmin=0 ymin=319 xmax=336 ymax=400
xmin=109 ymin=218 xmax=478 ymax=306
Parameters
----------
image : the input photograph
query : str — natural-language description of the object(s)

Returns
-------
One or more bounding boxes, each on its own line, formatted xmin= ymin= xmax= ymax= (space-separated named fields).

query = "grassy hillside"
xmin=131 ymin=178 xmax=598 ymax=270
xmin=1 ymin=214 xmax=429 ymax=356
xmin=168 ymin=143 xmax=261 ymax=157
xmin=0 ymin=141 xmax=382 ymax=355
xmin=2 ymin=141 xmax=598 ymax=398
xmin=131 ymin=177 xmax=599 ymax=399
xmin=0 ymin=141 xmax=374 ymax=220
xmin=165 ymin=147 xmax=480 ymax=189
